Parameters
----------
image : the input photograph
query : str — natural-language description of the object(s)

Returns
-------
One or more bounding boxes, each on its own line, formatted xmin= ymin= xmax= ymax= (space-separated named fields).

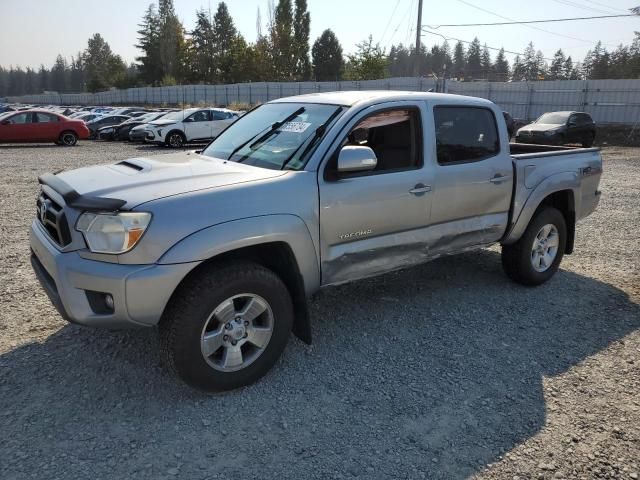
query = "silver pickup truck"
xmin=30 ymin=91 xmax=602 ymax=391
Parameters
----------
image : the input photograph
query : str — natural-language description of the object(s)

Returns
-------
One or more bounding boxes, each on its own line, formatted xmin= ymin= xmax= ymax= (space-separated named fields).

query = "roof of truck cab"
xmin=270 ymin=90 xmax=495 ymax=107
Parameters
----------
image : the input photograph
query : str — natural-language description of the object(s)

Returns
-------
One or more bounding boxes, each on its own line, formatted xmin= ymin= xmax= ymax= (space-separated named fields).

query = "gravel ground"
xmin=0 ymin=141 xmax=638 ymax=480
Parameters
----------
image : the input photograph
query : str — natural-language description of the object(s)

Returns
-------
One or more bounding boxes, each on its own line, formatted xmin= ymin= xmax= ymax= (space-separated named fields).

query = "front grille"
xmin=36 ymin=191 xmax=72 ymax=247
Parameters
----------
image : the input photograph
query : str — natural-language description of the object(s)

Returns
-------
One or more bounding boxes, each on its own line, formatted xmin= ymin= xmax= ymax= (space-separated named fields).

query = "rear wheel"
xmin=59 ymin=131 xmax=78 ymax=147
xmin=166 ymin=131 xmax=185 ymax=148
xmin=501 ymin=207 xmax=567 ymax=286
xmin=159 ymin=261 xmax=293 ymax=392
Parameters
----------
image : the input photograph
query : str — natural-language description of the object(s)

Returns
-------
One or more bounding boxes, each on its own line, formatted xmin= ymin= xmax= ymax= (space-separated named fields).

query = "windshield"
xmin=155 ymin=109 xmax=194 ymax=122
xmin=202 ymin=103 xmax=343 ymax=171
xmin=536 ymin=112 xmax=570 ymax=124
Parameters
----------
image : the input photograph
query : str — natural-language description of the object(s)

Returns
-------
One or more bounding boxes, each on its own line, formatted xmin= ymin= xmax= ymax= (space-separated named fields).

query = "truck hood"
xmin=56 ymin=152 xmax=287 ymax=209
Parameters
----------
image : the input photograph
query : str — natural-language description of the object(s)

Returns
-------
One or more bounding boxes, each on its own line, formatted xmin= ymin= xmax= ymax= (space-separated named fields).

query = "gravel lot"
xmin=0 ymin=141 xmax=638 ymax=480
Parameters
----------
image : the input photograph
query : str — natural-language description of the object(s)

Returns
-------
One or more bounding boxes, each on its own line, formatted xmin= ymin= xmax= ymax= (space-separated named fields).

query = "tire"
xmin=165 ymin=131 xmax=186 ymax=148
xmin=159 ymin=261 xmax=294 ymax=392
xmin=501 ymin=206 xmax=567 ymax=286
xmin=59 ymin=131 xmax=78 ymax=147
xmin=582 ymin=132 xmax=595 ymax=148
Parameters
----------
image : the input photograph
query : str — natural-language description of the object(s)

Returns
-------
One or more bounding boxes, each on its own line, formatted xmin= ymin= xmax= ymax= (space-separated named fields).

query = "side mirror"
xmin=337 ymin=146 xmax=377 ymax=173
xmin=568 ymin=120 xmax=577 ymax=126
xmin=0 ymin=120 xmax=10 ymax=125
xmin=183 ymin=117 xmax=193 ymax=123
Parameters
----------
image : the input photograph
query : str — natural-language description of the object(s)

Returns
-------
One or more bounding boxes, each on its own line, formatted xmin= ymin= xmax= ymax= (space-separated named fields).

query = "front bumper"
xmin=515 ymin=133 xmax=560 ymax=144
xmin=30 ymin=220 xmax=198 ymax=328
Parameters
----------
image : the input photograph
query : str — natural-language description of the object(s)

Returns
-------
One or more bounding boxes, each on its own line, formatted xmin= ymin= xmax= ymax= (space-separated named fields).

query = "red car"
xmin=0 ymin=110 xmax=90 ymax=146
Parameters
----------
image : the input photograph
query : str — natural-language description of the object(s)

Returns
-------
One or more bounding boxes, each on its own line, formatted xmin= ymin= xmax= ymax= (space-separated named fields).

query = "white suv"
xmin=144 ymin=108 xmax=240 ymax=148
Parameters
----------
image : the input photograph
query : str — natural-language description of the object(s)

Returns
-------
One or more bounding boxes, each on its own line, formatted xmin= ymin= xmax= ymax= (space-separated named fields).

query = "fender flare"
xmin=503 ymin=171 xmax=580 ymax=245
xmin=158 ymin=214 xmax=321 ymax=297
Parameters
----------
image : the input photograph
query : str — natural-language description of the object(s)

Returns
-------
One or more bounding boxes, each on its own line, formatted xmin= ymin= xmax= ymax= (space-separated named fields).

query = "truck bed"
xmin=509 ymin=142 xmax=599 ymax=157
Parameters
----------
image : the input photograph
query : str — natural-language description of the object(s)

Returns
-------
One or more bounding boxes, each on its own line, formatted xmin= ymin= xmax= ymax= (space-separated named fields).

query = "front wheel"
xmin=159 ymin=262 xmax=293 ymax=392
xmin=165 ymin=131 xmax=185 ymax=148
xmin=501 ymin=206 xmax=567 ymax=286
xmin=59 ymin=131 xmax=78 ymax=147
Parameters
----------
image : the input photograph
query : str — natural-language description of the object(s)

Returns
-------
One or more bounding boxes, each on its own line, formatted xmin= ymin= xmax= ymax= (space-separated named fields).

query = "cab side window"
xmin=212 ymin=111 xmax=228 ymax=120
xmin=189 ymin=111 xmax=211 ymax=122
xmin=8 ymin=113 xmax=30 ymax=124
xmin=434 ymin=106 xmax=500 ymax=165
xmin=35 ymin=113 xmax=58 ymax=123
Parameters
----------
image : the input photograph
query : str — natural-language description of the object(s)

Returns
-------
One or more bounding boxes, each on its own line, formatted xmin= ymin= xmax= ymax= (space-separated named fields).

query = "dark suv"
xmin=515 ymin=111 xmax=596 ymax=147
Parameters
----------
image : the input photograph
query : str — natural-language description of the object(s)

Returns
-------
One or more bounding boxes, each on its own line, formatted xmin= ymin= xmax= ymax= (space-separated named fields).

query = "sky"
xmin=0 ymin=0 xmax=639 ymax=69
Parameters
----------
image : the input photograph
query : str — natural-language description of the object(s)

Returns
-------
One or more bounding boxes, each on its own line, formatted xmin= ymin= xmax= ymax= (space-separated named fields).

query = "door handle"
xmin=489 ymin=175 xmax=510 ymax=184
xmin=409 ymin=184 xmax=432 ymax=195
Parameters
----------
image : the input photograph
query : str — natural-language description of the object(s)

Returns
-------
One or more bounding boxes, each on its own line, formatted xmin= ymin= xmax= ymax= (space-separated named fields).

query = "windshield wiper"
xmin=281 ymin=107 xmax=343 ymax=170
xmin=227 ymin=106 xmax=305 ymax=162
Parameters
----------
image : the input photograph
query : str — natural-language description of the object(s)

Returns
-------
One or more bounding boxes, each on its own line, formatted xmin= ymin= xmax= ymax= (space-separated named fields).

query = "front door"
xmin=0 ymin=112 xmax=32 ymax=142
xmin=184 ymin=110 xmax=213 ymax=141
xmin=318 ymin=103 xmax=433 ymax=285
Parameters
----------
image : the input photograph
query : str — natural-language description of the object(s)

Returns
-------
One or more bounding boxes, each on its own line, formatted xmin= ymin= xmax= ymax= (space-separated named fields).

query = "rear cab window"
xmin=433 ymin=106 xmax=500 ymax=165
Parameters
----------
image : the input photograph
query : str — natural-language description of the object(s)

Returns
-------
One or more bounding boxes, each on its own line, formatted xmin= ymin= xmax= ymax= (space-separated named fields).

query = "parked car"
xmin=515 ymin=111 xmax=596 ymax=147
xmin=503 ymin=111 xmax=515 ymax=138
xmin=0 ymin=110 xmax=89 ymax=146
xmin=97 ymin=112 xmax=169 ymax=141
xmin=144 ymin=108 xmax=240 ymax=147
xmin=30 ymin=91 xmax=602 ymax=392
xmin=86 ymin=115 xmax=131 ymax=138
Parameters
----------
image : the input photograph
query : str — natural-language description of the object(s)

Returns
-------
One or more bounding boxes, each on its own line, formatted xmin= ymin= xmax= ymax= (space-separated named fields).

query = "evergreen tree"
xmin=271 ymin=0 xmax=295 ymax=80
xmin=452 ymin=41 xmax=465 ymax=79
xmin=344 ymin=36 xmax=387 ymax=80
xmin=136 ymin=4 xmax=162 ymax=84
xmin=157 ymin=0 xmax=188 ymax=83
xmin=293 ymin=0 xmax=311 ymax=80
xmin=492 ymin=48 xmax=509 ymax=81
xmin=38 ymin=65 xmax=50 ymax=92
xmin=312 ymin=29 xmax=343 ymax=81
xmin=190 ymin=9 xmax=215 ymax=83
xmin=512 ymin=55 xmax=525 ymax=81
xmin=549 ymin=49 xmax=566 ymax=80
xmin=51 ymin=55 xmax=68 ymax=92
xmin=480 ymin=44 xmax=492 ymax=80
xmin=465 ymin=38 xmax=481 ymax=79
xmin=83 ymin=33 xmax=126 ymax=92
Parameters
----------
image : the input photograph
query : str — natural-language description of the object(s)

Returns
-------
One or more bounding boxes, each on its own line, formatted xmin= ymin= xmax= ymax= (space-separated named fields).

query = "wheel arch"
xmin=165 ymin=129 xmax=186 ymax=145
xmin=159 ymin=215 xmax=320 ymax=344
xmin=503 ymin=172 xmax=579 ymax=253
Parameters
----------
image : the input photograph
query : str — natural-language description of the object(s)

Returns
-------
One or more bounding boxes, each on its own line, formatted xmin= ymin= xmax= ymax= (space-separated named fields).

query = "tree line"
xmin=2 ymin=0 xmax=640 ymax=98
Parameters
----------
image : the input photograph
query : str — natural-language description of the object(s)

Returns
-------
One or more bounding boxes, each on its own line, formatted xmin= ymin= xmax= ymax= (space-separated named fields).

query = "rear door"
xmin=428 ymin=104 xmax=513 ymax=253
xmin=31 ymin=112 xmax=61 ymax=141
xmin=318 ymin=101 xmax=434 ymax=285
xmin=211 ymin=110 xmax=236 ymax=137
xmin=183 ymin=110 xmax=213 ymax=141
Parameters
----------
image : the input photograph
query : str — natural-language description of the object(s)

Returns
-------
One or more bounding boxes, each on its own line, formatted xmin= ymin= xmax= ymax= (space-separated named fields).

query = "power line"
xmin=421 ymin=28 xmax=555 ymax=61
xmin=551 ymin=0 xmax=617 ymax=15
xmin=379 ymin=0 xmax=402 ymax=46
xmin=428 ymin=13 xmax=637 ymax=28
xmin=581 ymin=0 xmax=631 ymax=13
xmin=452 ymin=0 xmax=614 ymax=46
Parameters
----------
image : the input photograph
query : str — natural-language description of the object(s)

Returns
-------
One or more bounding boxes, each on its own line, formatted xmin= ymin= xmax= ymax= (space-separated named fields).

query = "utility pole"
xmin=414 ymin=0 xmax=423 ymax=77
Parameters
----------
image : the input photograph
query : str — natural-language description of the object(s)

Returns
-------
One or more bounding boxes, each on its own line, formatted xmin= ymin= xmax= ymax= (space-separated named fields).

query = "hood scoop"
xmin=110 ymin=158 xmax=151 ymax=175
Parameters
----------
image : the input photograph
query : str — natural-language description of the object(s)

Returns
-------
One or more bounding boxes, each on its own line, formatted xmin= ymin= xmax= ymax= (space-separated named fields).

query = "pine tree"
xmin=492 ymin=48 xmax=509 ymax=81
xmin=512 ymin=55 xmax=525 ymax=81
xmin=465 ymin=38 xmax=481 ymax=79
xmin=344 ymin=36 xmax=387 ymax=80
xmin=271 ymin=0 xmax=295 ymax=80
xmin=452 ymin=41 xmax=465 ymax=79
xmin=211 ymin=2 xmax=245 ymax=84
xmin=549 ymin=49 xmax=566 ymax=80
xmin=312 ymin=29 xmax=343 ymax=81
xmin=480 ymin=44 xmax=492 ymax=80
xmin=83 ymin=33 xmax=126 ymax=92
xmin=190 ymin=9 xmax=215 ymax=83
xmin=136 ymin=4 xmax=162 ymax=85
xmin=51 ymin=55 xmax=68 ymax=92
xmin=293 ymin=0 xmax=311 ymax=80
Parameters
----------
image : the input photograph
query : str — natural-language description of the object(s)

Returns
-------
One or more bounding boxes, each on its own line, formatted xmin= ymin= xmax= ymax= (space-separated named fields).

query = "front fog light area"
xmin=86 ymin=291 xmax=115 ymax=314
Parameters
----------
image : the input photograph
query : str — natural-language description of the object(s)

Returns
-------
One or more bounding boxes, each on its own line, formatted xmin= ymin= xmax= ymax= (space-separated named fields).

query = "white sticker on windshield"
xmin=280 ymin=121 xmax=311 ymax=133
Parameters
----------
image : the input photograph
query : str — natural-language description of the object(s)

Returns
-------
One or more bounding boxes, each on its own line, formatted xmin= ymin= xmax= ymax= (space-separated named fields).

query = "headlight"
xmin=76 ymin=212 xmax=151 ymax=254
xmin=157 ymin=129 xmax=163 ymax=136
